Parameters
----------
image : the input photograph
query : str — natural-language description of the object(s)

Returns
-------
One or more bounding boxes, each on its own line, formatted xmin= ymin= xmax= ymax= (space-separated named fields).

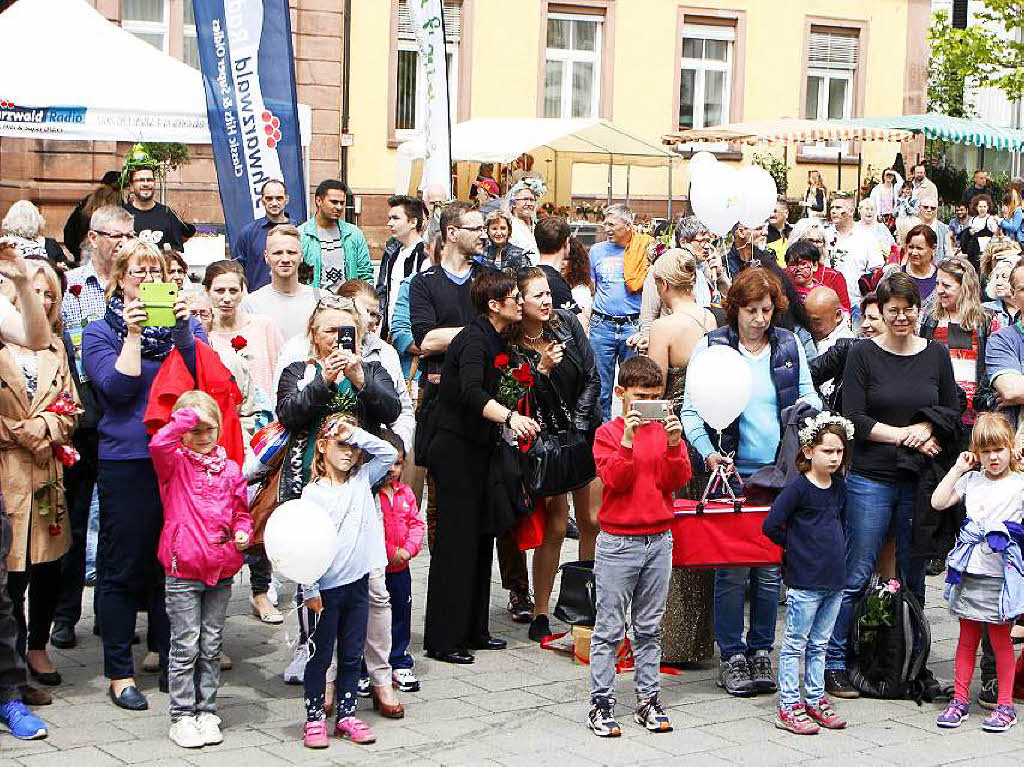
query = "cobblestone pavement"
xmin=3 ymin=542 xmax=1023 ymax=766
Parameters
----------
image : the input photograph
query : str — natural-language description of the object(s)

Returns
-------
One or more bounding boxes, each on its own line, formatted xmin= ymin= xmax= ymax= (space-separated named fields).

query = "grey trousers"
xmin=165 ymin=575 xmax=232 ymax=721
xmin=590 ymin=530 xmax=673 ymax=702
xmin=0 ymin=511 xmax=27 ymax=700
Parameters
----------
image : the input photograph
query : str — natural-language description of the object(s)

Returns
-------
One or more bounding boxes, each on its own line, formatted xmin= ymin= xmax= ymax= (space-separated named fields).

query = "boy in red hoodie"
xmin=587 ymin=357 xmax=690 ymax=738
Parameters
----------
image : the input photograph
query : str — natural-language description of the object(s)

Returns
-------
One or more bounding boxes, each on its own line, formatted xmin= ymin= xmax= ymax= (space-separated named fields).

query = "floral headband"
xmin=798 ymin=411 xmax=854 ymax=447
xmin=507 ymin=177 xmax=547 ymax=202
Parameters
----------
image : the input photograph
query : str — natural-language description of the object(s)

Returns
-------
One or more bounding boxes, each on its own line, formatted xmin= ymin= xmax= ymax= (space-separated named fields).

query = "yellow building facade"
xmin=346 ymin=0 xmax=930 ymax=225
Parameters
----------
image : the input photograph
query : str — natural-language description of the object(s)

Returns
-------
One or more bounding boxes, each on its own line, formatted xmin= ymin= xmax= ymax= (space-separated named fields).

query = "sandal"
xmin=250 ymin=595 xmax=284 ymax=624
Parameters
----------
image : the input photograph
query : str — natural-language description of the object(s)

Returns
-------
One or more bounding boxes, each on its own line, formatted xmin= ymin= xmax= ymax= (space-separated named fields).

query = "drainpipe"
xmin=340 ymin=0 xmax=352 ymax=221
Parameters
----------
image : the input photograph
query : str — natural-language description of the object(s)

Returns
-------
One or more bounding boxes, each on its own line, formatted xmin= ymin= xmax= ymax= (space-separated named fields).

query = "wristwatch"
xmin=504 ymin=410 xmax=514 ymax=427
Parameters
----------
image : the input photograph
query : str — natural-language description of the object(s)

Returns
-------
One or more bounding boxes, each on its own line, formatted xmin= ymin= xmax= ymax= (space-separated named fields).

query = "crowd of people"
xmin=0 ymin=155 xmax=1023 ymax=751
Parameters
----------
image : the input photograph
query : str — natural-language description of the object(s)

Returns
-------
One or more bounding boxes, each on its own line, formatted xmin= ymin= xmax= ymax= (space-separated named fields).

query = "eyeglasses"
xmin=513 ymin=196 xmax=536 ymax=204
xmin=455 ymin=225 xmax=486 ymax=233
xmin=503 ymin=293 xmax=522 ymax=304
xmin=884 ymin=306 xmax=919 ymax=319
xmin=126 ymin=267 xmax=163 ymax=278
xmin=313 ymin=293 xmax=354 ymax=311
xmin=93 ymin=230 xmax=133 ymax=241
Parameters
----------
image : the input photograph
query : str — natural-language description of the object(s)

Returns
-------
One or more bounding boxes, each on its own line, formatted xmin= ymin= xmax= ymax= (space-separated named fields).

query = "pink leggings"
xmin=954 ymin=619 xmax=1014 ymax=706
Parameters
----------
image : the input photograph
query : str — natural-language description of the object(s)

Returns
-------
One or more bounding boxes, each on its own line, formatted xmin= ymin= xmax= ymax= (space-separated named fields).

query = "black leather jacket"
xmin=528 ymin=308 xmax=602 ymax=432
xmin=810 ymin=337 xmax=858 ymax=413
xmin=275 ymin=360 xmax=402 ymax=501
xmin=376 ymin=237 xmax=429 ymax=340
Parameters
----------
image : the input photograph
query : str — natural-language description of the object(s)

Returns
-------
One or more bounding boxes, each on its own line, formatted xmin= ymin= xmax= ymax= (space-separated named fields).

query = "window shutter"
xmin=808 ymin=31 xmax=858 ymax=71
xmin=398 ymin=0 xmax=461 ymax=42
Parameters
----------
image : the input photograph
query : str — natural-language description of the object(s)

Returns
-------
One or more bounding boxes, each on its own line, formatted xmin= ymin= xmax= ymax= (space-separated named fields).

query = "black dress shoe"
xmin=50 ymin=623 xmax=76 ymax=649
xmin=27 ymin=663 xmax=61 ymax=687
xmin=158 ymin=671 xmax=168 ymax=693
xmin=424 ymin=649 xmax=475 ymax=665
xmin=471 ymin=637 xmax=508 ymax=651
xmin=109 ymin=684 xmax=148 ymax=711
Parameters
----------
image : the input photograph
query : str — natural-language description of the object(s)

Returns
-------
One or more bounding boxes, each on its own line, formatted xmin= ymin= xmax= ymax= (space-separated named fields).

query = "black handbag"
xmin=552 ymin=560 xmax=596 ymax=627
xmin=524 ymin=427 xmax=595 ymax=496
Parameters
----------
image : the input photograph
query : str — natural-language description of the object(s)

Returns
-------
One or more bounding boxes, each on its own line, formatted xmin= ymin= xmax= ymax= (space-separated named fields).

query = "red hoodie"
xmin=594 ymin=417 xmax=691 ymax=536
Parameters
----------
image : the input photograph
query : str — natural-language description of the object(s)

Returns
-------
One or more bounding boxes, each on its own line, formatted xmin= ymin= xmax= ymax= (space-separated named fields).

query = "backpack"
xmin=846 ymin=576 xmax=933 ymax=701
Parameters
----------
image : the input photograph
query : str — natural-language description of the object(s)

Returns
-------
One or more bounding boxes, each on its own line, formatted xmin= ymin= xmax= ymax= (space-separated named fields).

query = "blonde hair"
xmin=980 ymin=236 xmax=1022 ymax=282
xmin=106 ymin=240 xmax=167 ymax=300
xmin=970 ymin=412 xmax=1019 ymax=472
xmin=265 ymin=224 xmax=301 ymax=248
xmin=933 ymin=256 xmax=989 ymax=332
xmin=27 ymin=260 xmax=63 ymax=333
xmin=311 ymin=412 xmax=361 ymax=480
xmin=171 ymin=390 xmax=222 ymax=431
xmin=651 ymin=247 xmax=698 ymax=293
xmin=305 ymin=295 xmax=363 ymax=357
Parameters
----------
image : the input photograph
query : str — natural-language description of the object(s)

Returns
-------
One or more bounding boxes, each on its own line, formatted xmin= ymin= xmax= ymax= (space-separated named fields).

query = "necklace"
xmin=524 ymin=326 xmax=544 ymax=342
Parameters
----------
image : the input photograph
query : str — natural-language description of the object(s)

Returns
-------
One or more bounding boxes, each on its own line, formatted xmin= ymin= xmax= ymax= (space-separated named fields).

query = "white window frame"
xmin=122 ymin=0 xmax=169 ymax=54
xmin=183 ymin=0 xmax=199 ymax=70
xmin=803 ymin=32 xmax=858 ymax=157
xmin=543 ymin=12 xmax=603 ymax=120
xmin=679 ymin=24 xmax=733 ymax=131
xmin=394 ymin=40 xmax=460 ymax=140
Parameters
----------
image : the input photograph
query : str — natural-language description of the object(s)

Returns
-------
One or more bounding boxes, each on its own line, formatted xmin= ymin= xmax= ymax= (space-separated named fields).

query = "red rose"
xmin=511 ymin=363 xmax=534 ymax=386
xmin=48 ymin=523 xmax=62 ymax=538
xmin=494 ymin=353 xmax=510 ymax=369
xmin=68 ymin=284 xmax=82 ymax=297
xmin=230 ymin=335 xmax=248 ymax=351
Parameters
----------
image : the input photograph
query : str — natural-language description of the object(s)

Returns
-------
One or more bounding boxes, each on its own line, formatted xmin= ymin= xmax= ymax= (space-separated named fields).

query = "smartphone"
xmin=139 ymin=282 xmax=178 ymax=327
xmin=337 ymin=325 xmax=356 ymax=353
xmin=633 ymin=399 xmax=673 ymax=422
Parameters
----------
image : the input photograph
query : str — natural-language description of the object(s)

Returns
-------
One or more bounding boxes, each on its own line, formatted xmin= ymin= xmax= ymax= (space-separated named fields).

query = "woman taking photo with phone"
xmin=681 ymin=268 xmax=821 ymax=697
xmin=82 ymin=240 xmax=207 ymax=711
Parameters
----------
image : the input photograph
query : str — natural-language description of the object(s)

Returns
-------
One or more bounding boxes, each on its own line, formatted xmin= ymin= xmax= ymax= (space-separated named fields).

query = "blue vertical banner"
xmin=193 ymin=0 xmax=306 ymax=248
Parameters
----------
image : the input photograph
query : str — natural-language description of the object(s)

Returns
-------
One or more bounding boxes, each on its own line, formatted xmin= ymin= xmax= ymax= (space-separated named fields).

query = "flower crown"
xmin=798 ymin=411 xmax=854 ymax=447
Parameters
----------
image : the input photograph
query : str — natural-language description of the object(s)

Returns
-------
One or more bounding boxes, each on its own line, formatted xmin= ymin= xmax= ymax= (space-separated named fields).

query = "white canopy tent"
xmin=0 ymin=0 xmax=310 ymax=146
xmin=396 ymin=117 xmax=680 ymax=211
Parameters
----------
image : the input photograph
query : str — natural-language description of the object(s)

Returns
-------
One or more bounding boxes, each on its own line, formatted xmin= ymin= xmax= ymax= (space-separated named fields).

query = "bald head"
xmin=804 ymin=286 xmax=843 ymax=342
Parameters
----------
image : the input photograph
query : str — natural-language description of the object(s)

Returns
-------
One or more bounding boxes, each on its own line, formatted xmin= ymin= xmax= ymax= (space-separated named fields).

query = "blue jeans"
xmin=589 ymin=315 xmax=638 ymax=421
xmin=85 ymin=488 xmax=99 ymax=582
xmin=714 ymin=565 xmax=781 ymax=660
xmin=825 ymin=472 xmax=926 ymax=670
xmin=385 ymin=568 xmax=413 ymax=670
xmin=779 ymin=588 xmax=843 ymax=707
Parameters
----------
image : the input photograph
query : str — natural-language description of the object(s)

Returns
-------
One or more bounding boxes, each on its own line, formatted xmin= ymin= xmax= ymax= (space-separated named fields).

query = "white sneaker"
xmin=266 ymin=582 xmax=279 ymax=607
xmin=195 ymin=712 xmax=223 ymax=745
xmin=392 ymin=668 xmax=420 ymax=692
xmin=283 ymin=644 xmax=308 ymax=685
xmin=169 ymin=716 xmax=205 ymax=748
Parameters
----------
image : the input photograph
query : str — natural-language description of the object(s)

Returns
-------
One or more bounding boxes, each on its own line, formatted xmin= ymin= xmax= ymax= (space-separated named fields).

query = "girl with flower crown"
xmin=762 ymin=412 xmax=854 ymax=735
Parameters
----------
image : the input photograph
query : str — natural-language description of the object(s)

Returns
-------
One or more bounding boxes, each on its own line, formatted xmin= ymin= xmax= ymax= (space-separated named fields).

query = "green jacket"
xmin=298 ymin=216 xmax=374 ymax=287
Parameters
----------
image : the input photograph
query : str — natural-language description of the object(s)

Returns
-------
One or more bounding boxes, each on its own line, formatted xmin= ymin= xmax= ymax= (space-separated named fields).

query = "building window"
xmin=804 ymin=31 xmax=859 ymax=154
xmin=679 ymin=24 xmax=733 ymax=129
xmin=122 ymin=0 xmax=168 ymax=53
xmin=183 ymin=0 xmax=199 ymax=70
xmin=395 ymin=0 xmax=461 ymax=135
xmin=543 ymin=13 xmax=602 ymax=119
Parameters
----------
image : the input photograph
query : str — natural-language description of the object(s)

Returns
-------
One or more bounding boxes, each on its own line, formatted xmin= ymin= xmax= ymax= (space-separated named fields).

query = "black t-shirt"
xmin=409 ymin=264 xmax=479 ymax=378
xmin=841 ymin=339 xmax=958 ymax=483
xmin=538 ymin=264 xmax=579 ymax=315
xmin=124 ymin=202 xmax=196 ymax=252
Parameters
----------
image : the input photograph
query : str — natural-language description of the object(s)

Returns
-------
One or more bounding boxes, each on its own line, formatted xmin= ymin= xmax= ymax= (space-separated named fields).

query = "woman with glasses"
xmin=423 ymin=270 xmax=540 ymax=665
xmin=82 ymin=240 xmax=207 ymax=711
xmin=823 ymin=272 xmax=959 ymax=700
xmin=479 ymin=210 xmax=530 ymax=274
xmin=784 ymin=243 xmax=821 ymax=302
xmin=983 ymin=255 xmax=1021 ymax=330
xmin=788 ymin=220 xmax=851 ymax=313
xmin=164 ymin=251 xmax=190 ymax=291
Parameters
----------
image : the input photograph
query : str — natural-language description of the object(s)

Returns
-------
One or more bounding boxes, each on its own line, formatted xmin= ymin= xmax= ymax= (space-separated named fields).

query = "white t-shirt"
xmin=954 ymin=470 xmax=1024 ymax=577
xmin=241 ymin=284 xmax=317 ymax=343
xmin=828 ymin=226 xmax=882 ymax=305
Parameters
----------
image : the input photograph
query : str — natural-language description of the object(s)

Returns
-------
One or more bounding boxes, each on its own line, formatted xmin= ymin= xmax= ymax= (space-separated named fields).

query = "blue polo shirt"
xmin=589 ymin=240 xmax=641 ymax=317
xmin=986 ymin=322 xmax=1024 ymax=426
xmin=231 ymin=214 xmax=293 ymax=290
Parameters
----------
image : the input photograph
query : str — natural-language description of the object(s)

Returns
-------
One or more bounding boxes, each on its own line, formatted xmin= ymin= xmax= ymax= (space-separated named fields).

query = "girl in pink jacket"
xmin=377 ymin=431 xmax=425 ymax=692
xmin=149 ymin=391 xmax=252 ymax=750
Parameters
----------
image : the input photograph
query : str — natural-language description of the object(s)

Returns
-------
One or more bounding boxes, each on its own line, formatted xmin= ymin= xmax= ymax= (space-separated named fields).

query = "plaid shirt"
xmin=61 ymin=262 xmax=107 ymax=334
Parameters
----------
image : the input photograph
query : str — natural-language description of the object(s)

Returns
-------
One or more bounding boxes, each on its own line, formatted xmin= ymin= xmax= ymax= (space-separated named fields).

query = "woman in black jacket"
xmin=423 ymin=270 xmax=540 ymax=664
xmin=511 ymin=267 xmax=601 ymax=642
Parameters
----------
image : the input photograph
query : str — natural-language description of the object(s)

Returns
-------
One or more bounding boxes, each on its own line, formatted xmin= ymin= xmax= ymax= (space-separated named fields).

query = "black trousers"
xmin=96 ymin=459 xmax=169 ymax=679
xmin=0 ymin=510 xmax=26 ymax=699
xmin=7 ymin=560 xmax=61 ymax=655
xmin=53 ymin=428 xmax=99 ymax=628
xmin=423 ymin=431 xmax=494 ymax=655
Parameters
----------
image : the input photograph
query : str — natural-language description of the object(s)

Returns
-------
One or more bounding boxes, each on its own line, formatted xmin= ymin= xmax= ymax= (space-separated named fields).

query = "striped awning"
xmin=661 ymin=119 xmax=913 ymax=146
xmin=846 ymin=114 xmax=1024 ymax=151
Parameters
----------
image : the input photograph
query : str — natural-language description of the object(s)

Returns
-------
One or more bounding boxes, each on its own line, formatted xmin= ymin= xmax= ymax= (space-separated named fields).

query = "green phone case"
xmin=139 ymin=282 xmax=178 ymax=327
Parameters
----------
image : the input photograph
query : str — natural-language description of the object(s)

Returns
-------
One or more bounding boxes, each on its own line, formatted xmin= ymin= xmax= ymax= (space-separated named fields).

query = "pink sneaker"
xmin=805 ymin=697 xmax=847 ymax=730
xmin=335 ymin=716 xmax=376 ymax=744
xmin=303 ymin=720 xmax=329 ymax=749
xmin=775 ymin=704 xmax=820 ymax=735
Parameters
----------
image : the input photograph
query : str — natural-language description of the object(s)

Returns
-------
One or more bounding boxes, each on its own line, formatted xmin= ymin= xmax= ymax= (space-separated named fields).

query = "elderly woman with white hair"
xmin=1 ymin=201 xmax=69 ymax=268
xmin=506 ymin=178 xmax=545 ymax=264
xmin=857 ymin=199 xmax=896 ymax=258
xmin=983 ymin=252 xmax=1022 ymax=330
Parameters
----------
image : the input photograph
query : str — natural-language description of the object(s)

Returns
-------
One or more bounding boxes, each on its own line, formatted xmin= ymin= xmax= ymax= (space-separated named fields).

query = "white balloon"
xmin=690 ymin=165 xmax=742 ymax=236
xmin=264 ymin=499 xmax=337 ymax=586
xmin=686 ymin=345 xmax=753 ymax=432
xmin=687 ymin=151 xmax=718 ymax=184
xmin=737 ymin=166 xmax=779 ymax=228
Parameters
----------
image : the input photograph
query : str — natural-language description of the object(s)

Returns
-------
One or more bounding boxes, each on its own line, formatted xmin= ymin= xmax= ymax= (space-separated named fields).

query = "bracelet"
xmin=504 ymin=410 xmax=514 ymax=427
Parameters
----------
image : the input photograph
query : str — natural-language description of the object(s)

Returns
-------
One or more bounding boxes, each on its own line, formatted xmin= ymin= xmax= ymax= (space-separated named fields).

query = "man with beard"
xmin=121 ymin=149 xmax=194 ymax=252
xmin=231 ymin=179 xmax=293 ymax=291
xmin=298 ymin=179 xmax=373 ymax=290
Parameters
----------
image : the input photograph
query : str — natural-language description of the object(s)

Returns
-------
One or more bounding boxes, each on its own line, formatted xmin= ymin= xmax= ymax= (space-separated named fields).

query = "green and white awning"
xmin=848 ymin=113 xmax=1024 ymax=152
